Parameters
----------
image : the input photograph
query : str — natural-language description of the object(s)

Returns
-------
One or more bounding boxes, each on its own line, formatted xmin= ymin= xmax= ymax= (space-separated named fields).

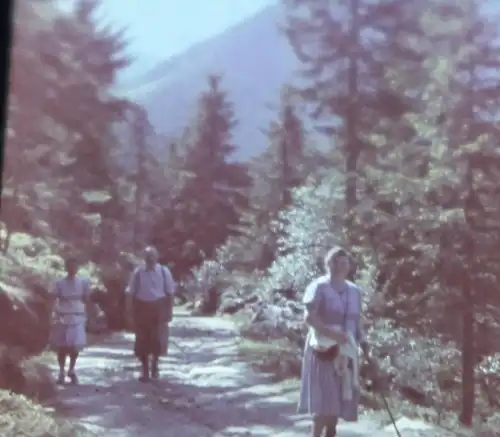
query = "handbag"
xmin=314 ymin=345 xmax=340 ymax=361
xmin=312 ymin=285 xmax=349 ymax=362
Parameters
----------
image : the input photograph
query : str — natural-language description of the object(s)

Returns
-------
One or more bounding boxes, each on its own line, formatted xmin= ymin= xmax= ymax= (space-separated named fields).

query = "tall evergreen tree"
xmin=361 ymin=0 xmax=500 ymax=425
xmin=1 ymin=0 xmax=63 ymax=250
xmin=39 ymin=0 xmax=130 ymax=258
xmin=124 ymin=103 xmax=155 ymax=251
xmin=282 ymin=0 xmax=413 ymax=222
xmin=245 ymin=88 xmax=307 ymax=268
xmin=273 ymin=87 xmax=306 ymax=209
xmin=152 ymin=75 xmax=251 ymax=276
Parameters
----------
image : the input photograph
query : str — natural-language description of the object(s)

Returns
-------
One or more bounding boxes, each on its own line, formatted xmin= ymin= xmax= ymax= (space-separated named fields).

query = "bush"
xmin=0 ymin=282 xmax=52 ymax=356
xmin=0 ymin=346 xmax=55 ymax=402
xmin=0 ymin=389 xmax=86 ymax=437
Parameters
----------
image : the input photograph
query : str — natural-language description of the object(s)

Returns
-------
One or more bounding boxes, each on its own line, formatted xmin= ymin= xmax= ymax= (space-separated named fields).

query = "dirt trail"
xmin=47 ymin=309 xmax=443 ymax=437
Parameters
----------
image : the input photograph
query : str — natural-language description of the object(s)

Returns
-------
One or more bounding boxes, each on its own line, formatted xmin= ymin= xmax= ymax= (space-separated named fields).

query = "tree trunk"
xmin=460 ymin=282 xmax=475 ymax=426
xmin=345 ymin=0 xmax=361 ymax=219
xmin=459 ymin=234 xmax=475 ymax=426
xmin=280 ymin=128 xmax=291 ymax=208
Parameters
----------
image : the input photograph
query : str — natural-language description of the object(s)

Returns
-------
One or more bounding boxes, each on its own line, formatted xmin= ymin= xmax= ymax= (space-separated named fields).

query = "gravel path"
xmin=47 ymin=309 xmax=448 ymax=437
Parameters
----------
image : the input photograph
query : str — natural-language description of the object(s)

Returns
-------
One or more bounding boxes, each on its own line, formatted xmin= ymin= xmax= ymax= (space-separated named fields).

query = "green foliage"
xmin=5 ymin=0 xmax=500 ymax=428
xmin=263 ymin=172 xmax=344 ymax=293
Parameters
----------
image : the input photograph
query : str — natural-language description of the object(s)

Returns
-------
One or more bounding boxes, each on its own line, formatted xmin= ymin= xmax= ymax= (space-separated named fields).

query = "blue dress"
xmin=297 ymin=275 xmax=365 ymax=420
xmin=49 ymin=276 xmax=90 ymax=352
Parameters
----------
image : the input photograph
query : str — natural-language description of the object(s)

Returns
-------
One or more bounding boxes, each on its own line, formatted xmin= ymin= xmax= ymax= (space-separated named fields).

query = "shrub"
xmin=0 ymin=346 xmax=55 ymax=402
xmin=0 ymin=389 xmax=86 ymax=437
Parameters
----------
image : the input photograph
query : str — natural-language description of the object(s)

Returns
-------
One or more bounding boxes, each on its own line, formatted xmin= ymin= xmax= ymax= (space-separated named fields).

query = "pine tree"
xmin=152 ymin=75 xmax=251 ymax=276
xmin=361 ymin=0 xmax=500 ymax=424
xmin=123 ymin=102 xmax=155 ymax=251
xmin=282 ymin=0 xmax=413 ymax=223
xmin=245 ymin=88 xmax=307 ymax=268
xmin=39 ymin=0 xmax=131 ymax=257
xmin=275 ymin=87 xmax=305 ymax=208
xmin=1 ymin=0 xmax=63 ymax=250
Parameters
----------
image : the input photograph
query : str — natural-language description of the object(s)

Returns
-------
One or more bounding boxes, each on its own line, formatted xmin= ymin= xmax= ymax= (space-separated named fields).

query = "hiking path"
xmin=46 ymin=308 xmax=445 ymax=437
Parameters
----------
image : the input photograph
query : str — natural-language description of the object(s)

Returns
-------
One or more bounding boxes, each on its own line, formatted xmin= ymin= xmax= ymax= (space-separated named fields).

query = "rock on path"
xmin=47 ymin=309 xmax=450 ymax=437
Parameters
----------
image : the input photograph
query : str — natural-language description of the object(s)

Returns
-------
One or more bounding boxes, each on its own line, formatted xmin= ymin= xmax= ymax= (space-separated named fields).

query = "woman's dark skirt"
xmin=133 ymin=299 xmax=169 ymax=358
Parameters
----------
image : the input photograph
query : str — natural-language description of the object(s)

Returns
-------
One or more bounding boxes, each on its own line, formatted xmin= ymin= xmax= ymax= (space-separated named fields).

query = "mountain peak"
xmin=124 ymin=2 xmax=297 ymax=160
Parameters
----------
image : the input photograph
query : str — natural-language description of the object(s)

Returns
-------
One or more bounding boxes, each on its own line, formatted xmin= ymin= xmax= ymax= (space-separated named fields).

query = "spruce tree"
xmin=282 ymin=0 xmax=412 ymax=222
xmin=152 ymin=75 xmax=251 ymax=275
xmin=41 ymin=0 xmax=130 ymax=257
xmin=362 ymin=0 xmax=500 ymax=424
xmin=245 ymin=88 xmax=307 ymax=268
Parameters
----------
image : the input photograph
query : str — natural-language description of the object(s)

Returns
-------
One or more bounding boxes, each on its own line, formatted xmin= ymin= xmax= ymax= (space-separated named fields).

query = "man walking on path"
xmin=127 ymin=246 xmax=175 ymax=382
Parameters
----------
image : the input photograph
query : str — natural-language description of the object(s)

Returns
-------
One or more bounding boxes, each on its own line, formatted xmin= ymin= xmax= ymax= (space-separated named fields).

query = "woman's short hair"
xmin=323 ymin=246 xmax=352 ymax=272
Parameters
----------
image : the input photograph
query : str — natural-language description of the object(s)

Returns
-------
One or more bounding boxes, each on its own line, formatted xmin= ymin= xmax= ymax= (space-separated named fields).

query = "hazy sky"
xmin=93 ymin=0 xmax=274 ymax=79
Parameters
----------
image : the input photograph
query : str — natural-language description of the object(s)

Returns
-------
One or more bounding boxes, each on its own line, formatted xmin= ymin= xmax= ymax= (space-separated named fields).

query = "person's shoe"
xmin=138 ymin=374 xmax=151 ymax=383
xmin=139 ymin=357 xmax=150 ymax=382
xmin=67 ymin=370 xmax=79 ymax=385
xmin=324 ymin=428 xmax=336 ymax=437
xmin=56 ymin=372 xmax=65 ymax=385
xmin=151 ymin=361 xmax=159 ymax=380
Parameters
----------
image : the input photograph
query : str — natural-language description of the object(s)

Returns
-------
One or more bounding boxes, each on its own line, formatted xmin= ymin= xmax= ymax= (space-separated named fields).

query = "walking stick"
xmin=377 ymin=389 xmax=403 ymax=437
xmin=364 ymin=353 xmax=403 ymax=437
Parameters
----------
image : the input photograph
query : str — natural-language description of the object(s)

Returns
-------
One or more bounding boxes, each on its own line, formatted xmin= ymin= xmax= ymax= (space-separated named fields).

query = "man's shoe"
xmin=324 ymin=427 xmax=336 ymax=437
xmin=67 ymin=370 xmax=79 ymax=385
xmin=56 ymin=372 xmax=65 ymax=385
xmin=138 ymin=374 xmax=151 ymax=383
xmin=151 ymin=363 xmax=159 ymax=380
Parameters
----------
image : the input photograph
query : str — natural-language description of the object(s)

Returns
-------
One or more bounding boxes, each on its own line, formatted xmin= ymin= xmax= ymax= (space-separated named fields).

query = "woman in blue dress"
xmin=298 ymin=247 xmax=369 ymax=437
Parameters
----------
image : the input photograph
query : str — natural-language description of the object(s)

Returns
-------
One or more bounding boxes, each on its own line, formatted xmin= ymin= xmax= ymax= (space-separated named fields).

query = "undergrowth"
xmin=0 ymin=389 xmax=88 ymax=437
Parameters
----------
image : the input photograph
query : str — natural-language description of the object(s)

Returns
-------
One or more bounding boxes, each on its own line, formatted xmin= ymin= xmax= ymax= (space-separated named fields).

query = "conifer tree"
xmin=40 ymin=0 xmax=130 ymax=257
xmin=152 ymin=75 xmax=251 ymax=275
xmin=282 ymin=0 xmax=412 ymax=222
xmin=361 ymin=0 xmax=500 ymax=424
